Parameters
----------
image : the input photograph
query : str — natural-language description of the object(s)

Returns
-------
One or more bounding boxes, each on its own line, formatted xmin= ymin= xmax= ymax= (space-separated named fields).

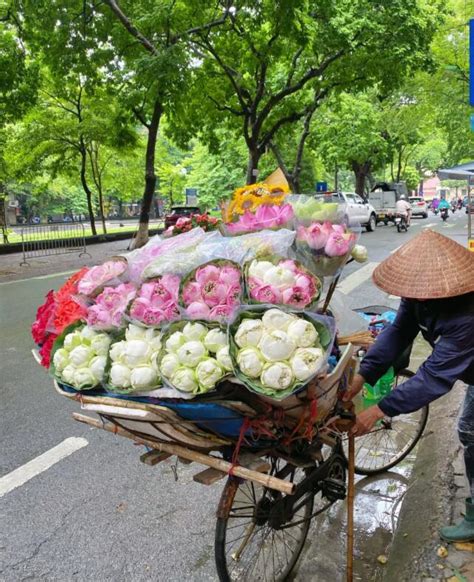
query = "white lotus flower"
xmin=80 ymin=325 xmax=97 ymax=342
xmin=64 ymin=331 xmax=83 ymax=351
xmin=90 ymin=334 xmax=112 ymax=356
xmin=290 ymin=347 xmax=324 ymax=381
xmin=130 ymin=365 xmax=158 ymax=390
xmin=123 ymin=339 xmax=151 ymax=367
xmin=109 ymin=340 xmax=127 ymax=362
xmin=73 ymin=367 xmax=97 ymax=389
xmin=351 ymin=244 xmax=368 ymax=263
xmin=237 ymin=347 xmax=264 ymax=378
xmin=259 ymin=330 xmax=296 ymax=361
xmin=89 ymin=355 xmax=107 ymax=381
xmin=261 ymin=362 xmax=294 ymax=390
xmin=248 ymin=260 xmax=274 ymax=281
xmin=287 ymin=319 xmax=318 ymax=348
xmin=148 ymin=333 xmax=162 ymax=352
xmin=234 ymin=318 xmax=263 ymax=348
xmin=203 ymin=329 xmax=227 ymax=353
xmin=183 ymin=322 xmax=207 ymax=341
xmin=53 ymin=348 xmax=70 ymax=372
xmin=171 ymin=367 xmax=198 ymax=392
xmin=165 ymin=331 xmax=186 ymax=353
xmin=160 ymin=353 xmax=180 ymax=378
xmin=110 ymin=363 xmax=131 ymax=388
xmin=144 ymin=327 xmax=158 ymax=343
xmin=177 ymin=341 xmax=208 ymax=367
xmin=196 ymin=358 xmax=224 ymax=390
xmin=69 ymin=345 xmax=93 ymax=367
xmin=61 ymin=364 xmax=76 ymax=385
xmin=262 ymin=309 xmax=296 ymax=332
xmin=263 ymin=266 xmax=295 ymax=288
xmin=216 ymin=345 xmax=233 ymax=372
xmin=125 ymin=324 xmax=147 ymax=341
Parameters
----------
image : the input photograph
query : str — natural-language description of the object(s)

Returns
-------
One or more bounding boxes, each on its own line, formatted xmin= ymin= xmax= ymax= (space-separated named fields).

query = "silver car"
xmin=409 ymin=196 xmax=428 ymax=218
xmin=315 ymin=192 xmax=377 ymax=231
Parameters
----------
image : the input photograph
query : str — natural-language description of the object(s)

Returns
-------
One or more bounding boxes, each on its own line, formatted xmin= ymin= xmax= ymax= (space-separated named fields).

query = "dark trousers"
xmin=458 ymin=385 xmax=474 ymax=499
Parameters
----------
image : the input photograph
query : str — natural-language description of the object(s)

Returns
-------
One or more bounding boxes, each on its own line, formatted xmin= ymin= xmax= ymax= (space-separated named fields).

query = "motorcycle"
xmin=395 ymin=213 xmax=408 ymax=232
xmin=440 ymin=207 xmax=449 ymax=222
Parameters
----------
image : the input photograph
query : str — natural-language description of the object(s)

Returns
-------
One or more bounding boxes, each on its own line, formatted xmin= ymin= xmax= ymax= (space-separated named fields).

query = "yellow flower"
xmin=225 ymin=182 xmax=290 ymax=222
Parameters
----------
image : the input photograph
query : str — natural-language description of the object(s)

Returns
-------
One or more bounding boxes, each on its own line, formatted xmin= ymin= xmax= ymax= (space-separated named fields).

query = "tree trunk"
xmin=97 ymin=186 xmax=107 ymax=235
xmin=80 ymin=144 xmax=97 ymax=236
xmin=246 ymin=147 xmax=261 ymax=185
xmin=352 ymin=161 xmax=371 ymax=197
xmin=133 ymin=99 xmax=163 ymax=249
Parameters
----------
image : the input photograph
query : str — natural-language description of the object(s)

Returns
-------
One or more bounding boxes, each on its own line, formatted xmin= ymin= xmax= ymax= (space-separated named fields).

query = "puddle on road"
xmin=294 ymin=458 xmax=415 ymax=581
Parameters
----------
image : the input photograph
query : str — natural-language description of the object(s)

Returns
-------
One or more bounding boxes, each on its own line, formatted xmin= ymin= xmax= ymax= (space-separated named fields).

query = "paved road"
xmin=0 ymin=212 xmax=469 ymax=581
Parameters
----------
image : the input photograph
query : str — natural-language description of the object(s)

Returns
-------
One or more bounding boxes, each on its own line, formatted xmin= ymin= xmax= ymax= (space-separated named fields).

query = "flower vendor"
xmin=345 ymin=230 xmax=474 ymax=543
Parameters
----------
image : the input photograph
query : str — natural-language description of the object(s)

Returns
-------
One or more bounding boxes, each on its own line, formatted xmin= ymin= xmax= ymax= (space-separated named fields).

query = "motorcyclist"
xmin=439 ymin=198 xmax=450 ymax=218
xmin=395 ymin=194 xmax=412 ymax=227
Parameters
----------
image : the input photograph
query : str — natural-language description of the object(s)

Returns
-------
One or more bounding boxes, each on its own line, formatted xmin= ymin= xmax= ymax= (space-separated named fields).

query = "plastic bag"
xmin=287 ymin=194 xmax=344 ymax=226
xmin=127 ymin=228 xmax=209 ymax=282
xmin=222 ymin=202 xmax=294 ymax=235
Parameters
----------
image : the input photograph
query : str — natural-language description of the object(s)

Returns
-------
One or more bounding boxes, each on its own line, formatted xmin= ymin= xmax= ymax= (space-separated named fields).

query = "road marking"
xmin=0 ymin=270 xmax=76 ymax=286
xmin=0 ymin=437 xmax=88 ymax=498
xmin=338 ymin=262 xmax=378 ymax=295
xmin=422 ymin=223 xmax=437 ymax=228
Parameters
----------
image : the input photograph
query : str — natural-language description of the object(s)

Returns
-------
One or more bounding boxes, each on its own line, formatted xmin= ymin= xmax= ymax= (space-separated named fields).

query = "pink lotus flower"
xmin=295 ymin=273 xmax=316 ymax=295
xmin=247 ymin=276 xmax=263 ymax=292
xmin=195 ymin=264 xmax=220 ymax=285
xmin=182 ymin=281 xmax=203 ymax=304
xmin=208 ymin=304 xmax=234 ymax=321
xmin=252 ymin=285 xmax=283 ymax=304
xmin=78 ymin=260 xmax=127 ymax=296
xmin=303 ymin=223 xmax=330 ymax=250
xmin=324 ymin=232 xmax=352 ymax=257
xmin=87 ymin=305 xmax=113 ymax=328
xmin=332 ymin=223 xmax=346 ymax=235
xmin=201 ymin=281 xmax=228 ymax=307
xmin=219 ymin=266 xmax=241 ymax=286
xmin=226 ymin=283 xmax=242 ymax=306
xmin=186 ymin=301 xmax=211 ymax=319
xmin=282 ymin=286 xmax=312 ymax=308
xmin=279 ymin=259 xmax=298 ymax=273
xmin=160 ymin=274 xmax=180 ymax=297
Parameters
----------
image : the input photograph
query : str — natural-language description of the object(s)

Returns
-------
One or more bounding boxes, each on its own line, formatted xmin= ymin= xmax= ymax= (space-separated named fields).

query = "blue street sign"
xmin=316 ymin=182 xmax=328 ymax=192
xmin=470 ymin=19 xmax=474 ymax=107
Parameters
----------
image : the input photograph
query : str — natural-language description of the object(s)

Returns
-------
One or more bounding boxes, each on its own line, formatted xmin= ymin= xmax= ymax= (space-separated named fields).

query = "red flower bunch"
xmin=164 ymin=213 xmax=220 ymax=237
xmin=31 ymin=268 xmax=89 ymax=368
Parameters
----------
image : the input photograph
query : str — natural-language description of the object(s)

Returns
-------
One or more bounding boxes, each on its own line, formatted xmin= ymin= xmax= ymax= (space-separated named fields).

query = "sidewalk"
xmin=0 ymin=238 xmax=135 ymax=283
xmin=383 ymin=381 xmax=473 ymax=582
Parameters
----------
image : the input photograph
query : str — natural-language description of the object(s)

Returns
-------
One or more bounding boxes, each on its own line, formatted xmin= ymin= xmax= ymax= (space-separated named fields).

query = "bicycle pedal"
xmin=321 ymin=478 xmax=346 ymax=501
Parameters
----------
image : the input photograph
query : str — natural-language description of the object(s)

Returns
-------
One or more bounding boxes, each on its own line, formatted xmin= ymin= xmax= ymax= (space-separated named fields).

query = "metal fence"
xmin=20 ymin=223 xmax=91 ymax=266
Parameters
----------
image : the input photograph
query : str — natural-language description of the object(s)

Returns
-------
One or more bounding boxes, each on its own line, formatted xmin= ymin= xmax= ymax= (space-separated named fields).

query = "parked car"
xmin=465 ymin=199 xmax=474 ymax=214
xmin=409 ymin=196 xmax=428 ymax=218
xmin=315 ymin=192 xmax=377 ymax=231
xmin=164 ymin=206 xmax=202 ymax=229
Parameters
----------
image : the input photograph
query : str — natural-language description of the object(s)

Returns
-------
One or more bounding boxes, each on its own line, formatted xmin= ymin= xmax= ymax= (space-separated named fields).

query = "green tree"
xmin=175 ymin=0 xmax=445 ymax=189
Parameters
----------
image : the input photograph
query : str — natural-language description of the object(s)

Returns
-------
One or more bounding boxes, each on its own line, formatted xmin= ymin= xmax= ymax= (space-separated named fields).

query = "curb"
xmin=0 ymin=228 xmax=163 ymax=255
xmin=382 ymin=382 xmax=466 ymax=581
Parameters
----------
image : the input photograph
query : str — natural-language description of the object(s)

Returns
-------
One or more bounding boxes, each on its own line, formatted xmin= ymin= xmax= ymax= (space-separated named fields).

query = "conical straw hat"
xmin=372 ymin=229 xmax=474 ymax=299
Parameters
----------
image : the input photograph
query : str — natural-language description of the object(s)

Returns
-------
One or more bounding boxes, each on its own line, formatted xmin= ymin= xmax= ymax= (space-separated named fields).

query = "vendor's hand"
xmin=342 ymin=373 xmax=365 ymax=402
xmin=350 ymin=405 xmax=385 ymax=437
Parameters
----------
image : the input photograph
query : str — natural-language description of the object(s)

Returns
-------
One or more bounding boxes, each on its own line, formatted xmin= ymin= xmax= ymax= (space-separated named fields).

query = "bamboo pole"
xmin=73 ymin=413 xmax=295 ymax=495
xmin=346 ymin=434 xmax=355 ymax=582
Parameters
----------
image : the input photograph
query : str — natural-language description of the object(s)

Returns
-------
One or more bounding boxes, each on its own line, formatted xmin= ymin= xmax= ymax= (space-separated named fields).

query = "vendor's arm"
xmin=358 ymin=299 xmax=420 ymax=386
xmin=378 ymin=322 xmax=474 ymax=417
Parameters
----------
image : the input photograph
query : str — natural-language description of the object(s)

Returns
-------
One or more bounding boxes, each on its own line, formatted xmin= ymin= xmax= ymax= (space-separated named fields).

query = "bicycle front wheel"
xmin=349 ymin=369 xmax=429 ymax=475
xmin=214 ymin=459 xmax=314 ymax=582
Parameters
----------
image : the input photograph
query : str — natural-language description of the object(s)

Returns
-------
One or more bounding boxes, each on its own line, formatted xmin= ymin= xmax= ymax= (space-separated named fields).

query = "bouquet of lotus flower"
xmin=295 ymin=220 xmax=358 ymax=278
xmin=229 ymin=306 xmax=335 ymax=400
xmin=157 ymin=321 xmax=233 ymax=396
xmin=51 ymin=323 xmax=112 ymax=390
xmin=77 ymin=258 xmax=128 ymax=297
xmin=179 ymin=259 xmax=243 ymax=322
xmin=244 ymin=254 xmax=322 ymax=309
xmin=105 ymin=324 xmax=162 ymax=394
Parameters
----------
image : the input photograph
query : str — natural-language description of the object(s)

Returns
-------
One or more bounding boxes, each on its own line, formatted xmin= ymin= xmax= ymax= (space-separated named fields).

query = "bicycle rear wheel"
xmin=348 ymin=369 xmax=429 ymax=475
